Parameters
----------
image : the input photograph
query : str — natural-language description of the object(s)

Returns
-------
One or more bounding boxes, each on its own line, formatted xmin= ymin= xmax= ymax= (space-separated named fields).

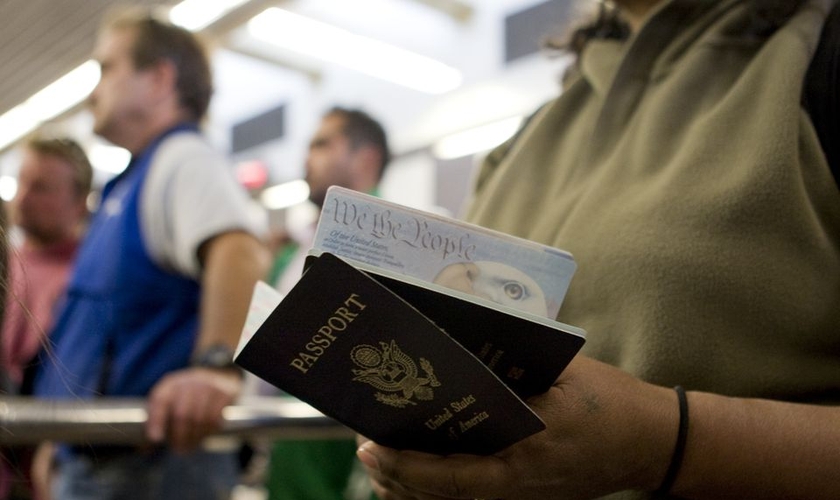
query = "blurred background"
xmin=0 ymin=0 xmax=585 ymax=230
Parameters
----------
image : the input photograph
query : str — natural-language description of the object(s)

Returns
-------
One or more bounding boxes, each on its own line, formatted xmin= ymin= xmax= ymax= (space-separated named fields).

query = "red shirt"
xmin=1 ymin=237 xmax=78 ymax=388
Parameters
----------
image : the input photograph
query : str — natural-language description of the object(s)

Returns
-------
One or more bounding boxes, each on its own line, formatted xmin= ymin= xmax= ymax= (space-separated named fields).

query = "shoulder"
xmin=471 ymin=100 xmax=555 ymax=193
xmin=145 ymin=131 xmax=234 ymax=198
xmin=153 ymin=131 xmax=223 ymax=168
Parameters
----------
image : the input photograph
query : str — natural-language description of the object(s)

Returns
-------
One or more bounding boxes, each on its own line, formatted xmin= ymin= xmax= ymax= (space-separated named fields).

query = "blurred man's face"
xmin=12 ymin=149 xmax=84 ymax=246
xmin=87 ymin=27 xmax=153 ymax=146
xmin=305 ymin=114 xmax=356 ymax=207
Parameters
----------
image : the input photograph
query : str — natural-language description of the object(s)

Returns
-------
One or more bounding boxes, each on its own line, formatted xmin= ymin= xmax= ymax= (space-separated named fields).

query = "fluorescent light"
xmin=0 ymin=175 xmax=18 ymax=201
xmin=0 ymin=105 xmax=40 ymax=151
xmin=89 ymin=144 xmax=131 ymax=174
xmin=248 ymin=8 xmax=462 ymax=94
xmin=27 ymin=61 xmax=100 ymax=121
xmin=0 ymin=0 xmax=245 ymax=152
xmin=0 ymin=60 xmax=100 ymax=151
xmin=169 ymin=0 xmax=251 ymax=31
xmin=260 ymin=179 xmax=310 ymax=210
xmin=432 ymin=116 xmax=523 ymax=160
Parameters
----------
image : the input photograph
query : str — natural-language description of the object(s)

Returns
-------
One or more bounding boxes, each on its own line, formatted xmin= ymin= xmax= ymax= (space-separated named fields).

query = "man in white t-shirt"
xmin=33 ymin=11 xmax=270 ymax=500
xmin=262 ymin=107 xmax=390 ymax=500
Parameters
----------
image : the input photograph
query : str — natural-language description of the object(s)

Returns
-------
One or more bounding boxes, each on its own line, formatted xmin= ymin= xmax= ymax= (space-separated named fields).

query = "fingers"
xmin=145 ymin=368 xmax=241 ymax=453
xmin=358 ymin=442 xmax=508 ymax=499
xmin=358 ymin=446 xmax=445 ymax=499
xmin=167 ymin=383 xmax=224 ymax=453
xmin=369 ymin=476 xmax=453 ymax=500
xmin=367 ymin=469 xmax=459 ymax=500
xmin=146 ymin=377 xmax=170 ymax=444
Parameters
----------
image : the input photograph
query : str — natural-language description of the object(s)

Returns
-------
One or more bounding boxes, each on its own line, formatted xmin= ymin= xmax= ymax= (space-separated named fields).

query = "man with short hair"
xmin=2 ymin=137 xmax=92 ymax=392
xmin=33 ymin=11 xmax=270 ymax=500
xmin=262 ymin=107 xmax=389 ymax=500
xmin=270 ymin=107 xmax=390 ymax=292
xmin=0 ymin=137 xmax=92 ymax=500
xmin=304 ymin=106 xmax=391 ymax=207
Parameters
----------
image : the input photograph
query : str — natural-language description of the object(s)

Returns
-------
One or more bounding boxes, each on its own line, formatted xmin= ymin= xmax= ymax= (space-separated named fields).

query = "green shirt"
xmin=265 ymin=188 xmax=381 ymax=500
xmin=467 ymin=1 xmax=840 ymax=497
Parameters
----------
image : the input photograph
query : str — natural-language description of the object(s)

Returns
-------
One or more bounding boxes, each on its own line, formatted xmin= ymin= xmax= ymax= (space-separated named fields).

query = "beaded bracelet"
xmin=656 ymin=385 xmax=688 ymax=496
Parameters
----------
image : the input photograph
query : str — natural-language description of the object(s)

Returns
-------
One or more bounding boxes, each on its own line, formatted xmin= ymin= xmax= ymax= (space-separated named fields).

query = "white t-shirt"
xmin=140 ymin=132 xmax=267 ymax=279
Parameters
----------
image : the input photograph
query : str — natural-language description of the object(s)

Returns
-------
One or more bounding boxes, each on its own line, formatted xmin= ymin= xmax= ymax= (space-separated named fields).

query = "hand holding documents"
xmin=235 ymin=187 xmax=586 ymax=455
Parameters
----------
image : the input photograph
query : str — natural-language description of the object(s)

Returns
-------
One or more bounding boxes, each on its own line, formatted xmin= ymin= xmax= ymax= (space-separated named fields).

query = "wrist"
xmin=655 ymin=386 xmax=689 ymax=495
xmin=625 ymin=382 xmax=684 ymax=493
xmin=191 ymin=343 xmax=244 ymax=377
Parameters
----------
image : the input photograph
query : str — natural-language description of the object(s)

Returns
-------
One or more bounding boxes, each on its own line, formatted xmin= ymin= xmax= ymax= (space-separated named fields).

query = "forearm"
xmin=195 ymin=230 xmax=270 ymax=353
xmin=146 ymin=231 xmax=269 ymax=450
xmin=673 ymin=391 xmax=840 ymax=499
xmin=356 ymin=356 xmax=840 ymax=500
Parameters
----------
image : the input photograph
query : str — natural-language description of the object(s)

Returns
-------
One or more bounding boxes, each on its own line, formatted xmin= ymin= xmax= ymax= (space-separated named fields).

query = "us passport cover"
xmin=235 ymin=252 xmax=546 ymax=455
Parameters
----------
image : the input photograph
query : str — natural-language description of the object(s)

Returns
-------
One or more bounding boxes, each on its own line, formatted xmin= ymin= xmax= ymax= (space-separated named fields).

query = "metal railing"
xmin=0 ymin=396 xmax=353 ymax=445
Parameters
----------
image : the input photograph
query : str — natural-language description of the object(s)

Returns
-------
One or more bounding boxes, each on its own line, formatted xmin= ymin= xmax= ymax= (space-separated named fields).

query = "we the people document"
xmin=313 ymin=187 xmax=578 ymax=320
xmin=235 ymin=188 xmax=586 ymax=455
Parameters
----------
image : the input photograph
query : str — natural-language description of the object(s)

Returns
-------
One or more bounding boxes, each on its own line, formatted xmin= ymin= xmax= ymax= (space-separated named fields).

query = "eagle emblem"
xmin=350 ymin=340 xmax=440 ymax=408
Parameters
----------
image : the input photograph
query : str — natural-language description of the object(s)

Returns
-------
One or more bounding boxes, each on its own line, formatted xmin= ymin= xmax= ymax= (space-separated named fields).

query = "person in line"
xmin=267 ymin=106 xmax=390 ymax=294
xmin=32 ymin=10 xmax=270 ymax=500
xmin=356 ymin=0 xmax=840 ymax=499
xmin=261 ymin=106 xmax=390 ymax=500
xmin=1 ymin=137 xmax=92 ymax=394
xmin=0 ymin=137 xmax=92 ymax=500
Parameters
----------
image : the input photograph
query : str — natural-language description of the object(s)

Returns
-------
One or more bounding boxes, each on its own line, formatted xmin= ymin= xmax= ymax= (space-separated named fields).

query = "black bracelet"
xmin=656 ymin=385 xmax=689 ymax=496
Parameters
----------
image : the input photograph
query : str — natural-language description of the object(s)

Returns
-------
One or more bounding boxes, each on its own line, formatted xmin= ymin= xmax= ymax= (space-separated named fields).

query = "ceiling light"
xmin=168 ymin=0 xmax=251 ymax=31
xmin=0 ymin=106 xmax=39 ymax=152
xmin=260 ymin=179 xmax=310 ymax=210
xmin=247 ymin=8 xmax=462 ymax=94
xmin=0 ymin=0 xmax=245 ymax=152
xmin=27 ymin=61 xmax=100 ymax=121
xmin=432 ymin=116 xmax=523 ymax=160
xmin=89 ymin=144 xmax=131 ymax=174
xmin=0 ymin=175 xmax=18 ymax=201
xmin=0 ymin=60 xmax=99 ymax=151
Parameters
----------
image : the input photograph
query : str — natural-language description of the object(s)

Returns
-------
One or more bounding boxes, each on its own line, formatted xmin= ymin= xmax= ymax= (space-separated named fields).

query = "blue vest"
xmin=35 ymin=125 xmax=202 ymax=398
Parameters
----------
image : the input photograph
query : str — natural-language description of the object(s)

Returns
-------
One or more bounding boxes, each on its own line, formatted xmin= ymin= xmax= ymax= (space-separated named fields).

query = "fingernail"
xmin=357 ymin=444 xmax=380 ymax=471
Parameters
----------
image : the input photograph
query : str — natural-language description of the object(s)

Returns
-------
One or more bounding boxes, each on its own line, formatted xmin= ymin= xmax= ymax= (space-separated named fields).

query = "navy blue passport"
xmin=303 ymin=252 xmax=586 ymax=400
xmin=357 ymin=268 xmax=584 ymax=399
xmin=235 ymin=252 xmax=547 ymax=455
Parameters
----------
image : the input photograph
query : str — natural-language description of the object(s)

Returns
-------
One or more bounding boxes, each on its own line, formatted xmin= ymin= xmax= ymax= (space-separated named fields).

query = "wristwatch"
xmin=191 ymin=344 xmax=243 ymax=376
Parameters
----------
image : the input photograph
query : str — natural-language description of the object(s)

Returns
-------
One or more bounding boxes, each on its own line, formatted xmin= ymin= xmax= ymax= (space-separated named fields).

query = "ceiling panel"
xmin=0 ymin=0 xmax=176 ymax=117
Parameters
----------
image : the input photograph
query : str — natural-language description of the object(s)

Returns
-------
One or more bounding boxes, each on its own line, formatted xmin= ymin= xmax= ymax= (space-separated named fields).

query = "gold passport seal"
xmin=351 ymin=340 xmax=441 ymax=408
